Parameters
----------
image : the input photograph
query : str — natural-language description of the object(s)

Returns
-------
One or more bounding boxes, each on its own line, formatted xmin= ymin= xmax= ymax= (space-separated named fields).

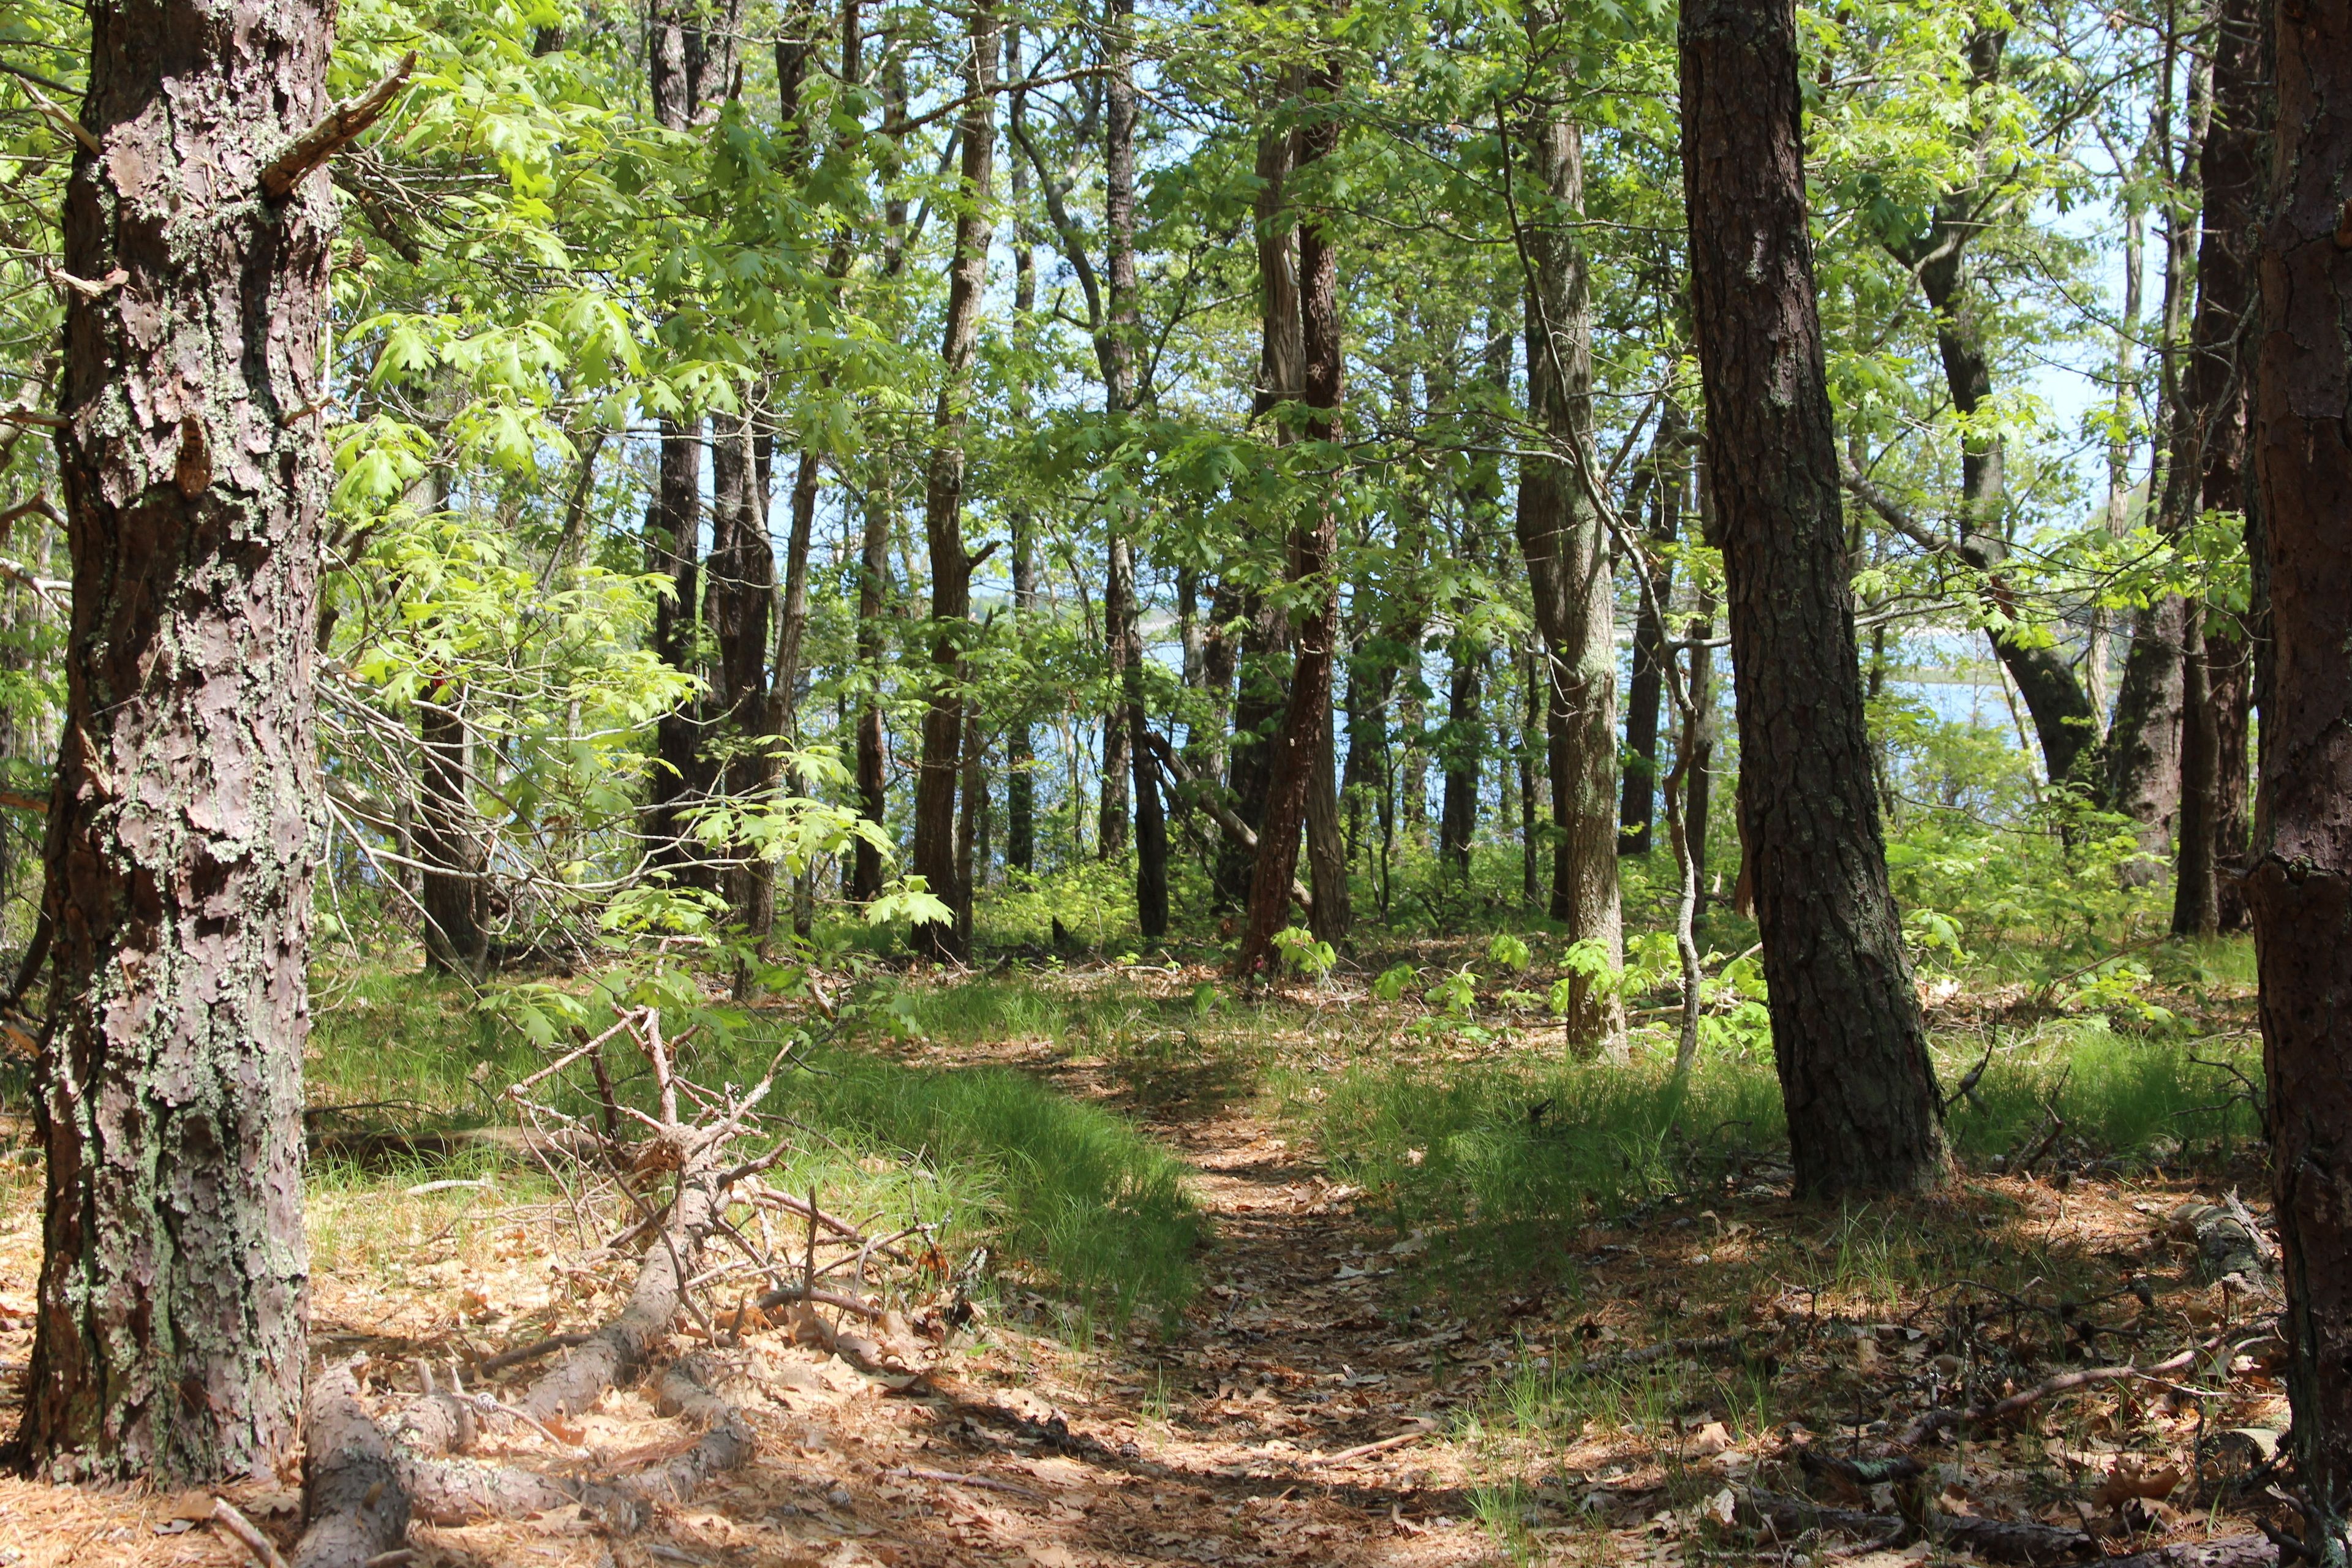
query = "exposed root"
xmin=290 ymin=1363 xmax=411 ymax=1568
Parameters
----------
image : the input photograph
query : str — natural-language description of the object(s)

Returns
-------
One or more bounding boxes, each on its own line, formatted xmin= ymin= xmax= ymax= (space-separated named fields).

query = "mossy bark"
xmin=20 ymin=0 xmax=336 ymax=1482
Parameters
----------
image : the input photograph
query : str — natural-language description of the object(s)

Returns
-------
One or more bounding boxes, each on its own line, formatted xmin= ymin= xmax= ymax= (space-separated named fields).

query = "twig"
xmin=209 ymin=1498 xmax=289 ymax=1568
xmin=469 ymin=1332 xmax=592 ymax=1376
xmin=888 ymin=1465 xmax=1044 ymax=1499
xmin=1304 ymin=1420 xmax=1438 ymax=1468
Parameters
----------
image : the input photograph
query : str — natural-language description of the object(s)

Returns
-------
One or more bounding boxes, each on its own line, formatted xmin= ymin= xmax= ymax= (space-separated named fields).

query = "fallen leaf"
xmin=2094 ymin=1460 xmax=2184 ymax=1508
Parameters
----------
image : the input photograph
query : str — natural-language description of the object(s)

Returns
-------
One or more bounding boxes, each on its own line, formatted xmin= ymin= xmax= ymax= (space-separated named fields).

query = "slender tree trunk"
xmin=645 ymin=2 xmax=715 ymax=881
xmin=852 ymin=482 xmax=890 ymax=902
xmin=1687 ymin=451 xmax=1719 ymax=918
xmin=1619 ymin=411 xmax=1684 ymax=856
xmin=2089 ymin=189 xmax=2146 ymax=730
xmin=2174 ymin=0 xmax=2263 ymax=932
xmin=1681 ymin=0 xmax=1948 ymax=1194
xmin=1520 ymin=646 xmax=1542 ymax=906
xmin=1513 ymin=85 xmax=1624 ymax=1055
xmin=2247 ymin=0 xmax=2352 ymax=1508
xmin=1438 ymin=640 xmax=1482 ymax=874
xmin=910 ymin=4 xmax=1000 ymax=961
xmin=418 ymin=694 xmax=486 ymax=977
xmin=1233 ymin=54 xmax=1343 ymax=980
xmin=707 ymin=406 xmax=775 ymax=933
xmin=18 ymin=0 xmax=339 ymax=1482
xmin=1886 ymin=31 xmax=2101 ymax=791
xmin=2107 ymin=29 xmax=2212 ymax=848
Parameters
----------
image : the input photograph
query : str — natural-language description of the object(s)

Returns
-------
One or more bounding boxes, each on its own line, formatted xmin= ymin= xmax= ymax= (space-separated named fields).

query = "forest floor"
xmin=0 ymin=949 xmax=2295 ymax=1568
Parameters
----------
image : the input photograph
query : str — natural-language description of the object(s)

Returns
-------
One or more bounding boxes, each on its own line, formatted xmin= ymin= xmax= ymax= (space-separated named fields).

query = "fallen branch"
xmin=1899 ymin=1344 xmax=2205 ymax=1447
xmin=1573 ymin=1333 xmax=1749 ymax=1375
xmin=889 ymin=1464 xmax=1044 ymax=1499
xmin=752 ymin=1280 xmax=890 ymax=1321
xmin=468 ymin=1332 xmax=592 ymax=1376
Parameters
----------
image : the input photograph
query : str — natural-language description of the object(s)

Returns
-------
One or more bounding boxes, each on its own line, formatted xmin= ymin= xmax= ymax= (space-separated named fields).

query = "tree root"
xmin=291 ymin=1363 xmax=412 ymax=1568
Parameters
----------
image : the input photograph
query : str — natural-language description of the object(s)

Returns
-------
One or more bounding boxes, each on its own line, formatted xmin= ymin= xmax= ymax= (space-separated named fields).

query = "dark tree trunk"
xmin=418 ymin=695 xmax=486 ymax=976
xmin=1883 ymin=31 xmax=2100 ymax=792
xmin=1681 ymin=0 xmax=1948 ymax=1195
xmin=2174 ymin=0 xmax=2263 ymax=932
xmin=707 ymin=407 xmax=775 ymax=933
xmin=1514 ymin=87 xmax=1624 ymax=1053
xmin=17 ymin=0 xmax=338 ymax=1482
xmin=2106 ymin=596 xmax=2187 ymax=875
xmin=1216 ymin=589 xmax=1284 ymax=908
xmin=1438 ymin=641 xmax=1482 ymax=874
xmin=910 ymin=4 xmax=999 ymax=961
xmin=1520 ymin=646 xmax=1543 ymax=905
xmin=2245 ymin=0 xmax=2352 ymax=1510
xmin=851 ymin=482 xmax=889 ymax=903
xmin=644 ymin=1 xmax=718 ymax=881
xmin=1006 ymin=52 xmax=1038 ymax=879
xmin=1234 ymin=57 xmax=1343 ymax=981
xmin=1619 ymin=420 xmax=1683 ymax=858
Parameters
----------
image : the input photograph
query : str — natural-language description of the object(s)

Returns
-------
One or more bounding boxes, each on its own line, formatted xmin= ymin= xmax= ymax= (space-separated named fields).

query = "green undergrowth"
xmin=1288 ymin=1021 xmax=2264 ymax=1288
xmin=304 ymin=967 xmax=1200 ymax=1330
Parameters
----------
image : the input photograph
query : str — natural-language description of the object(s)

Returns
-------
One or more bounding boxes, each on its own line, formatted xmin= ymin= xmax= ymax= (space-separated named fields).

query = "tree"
xmin=2245 ymin=0 xmax=2352 ymax=1512
xmin=12 ymin=0 xmax=373 ymax=1482
xmin=1513 ymin=55 xmax=1625 ymax=1058
xmin=1680 ymin=0 xmax=1948 ymax=1195
xmin=910 ymin=2 xmax=1000 ymax=960
xmin=1233 ymin=47 xmax=1344 ymax=981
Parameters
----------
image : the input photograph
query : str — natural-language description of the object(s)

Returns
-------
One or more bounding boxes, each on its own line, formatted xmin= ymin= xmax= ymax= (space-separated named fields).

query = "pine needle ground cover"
xmin=0 ymin=947 xmax=2280 ymax=1566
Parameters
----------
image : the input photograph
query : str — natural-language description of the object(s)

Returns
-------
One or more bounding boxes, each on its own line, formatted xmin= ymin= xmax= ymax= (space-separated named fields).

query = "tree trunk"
xmin=17 ymin=0 xmax=338 ymax=1482
xmin=1687 ymin=451 xmax=1720 ymax=917
xmin=2173 ymin=604 xmax=2219 ymax=935
xmin=1885 ymin=31 xmax=2100 ymax=791
xmin=418 ymin=695 xmax=486 ymax=977
xmin=1233 ymin=56 xmax=1343 ymax=981
xmin=1619 ymin=413 xmax=1684 ymax=857
xmin=2106 ymin=27 xmax=2213 ymax=840
xmin=909 ymin=3 xmax=999 ymax=961
xmin=1520 ymin=646 xmax=1542 ymax=906
xmin=1006 ymin=52 xmax=1038 ymax=881
xmin=644 ymin=2 xmax=718 ymax=881
xmin=2177 ymin=0 xmax=2264 ymax=932
xmin=707 ymin=407 xmax=775 ymax=933
xmin=1513 ymin=88 xmax=1624 ymax=1056
xmin=1437 ymin=639 xmax=1482 ymax=874
xmin=1681 ymin=0 xmax=1948 ymax=1194
xmin=852 ymin=483 xmax=889 ymax=903
xmin=2245 ymin=0 xmax=2352 ymax=1510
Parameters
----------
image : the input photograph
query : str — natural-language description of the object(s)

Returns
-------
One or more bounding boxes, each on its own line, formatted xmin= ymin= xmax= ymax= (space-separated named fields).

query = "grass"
xmin=303 ymin=963 xmax=1202 ymax=1329
xmin=1285 ymin=1016 xmax=2263 ymax=1289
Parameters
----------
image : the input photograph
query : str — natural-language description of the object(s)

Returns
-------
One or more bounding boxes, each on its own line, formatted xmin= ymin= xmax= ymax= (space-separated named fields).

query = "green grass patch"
xmin=1939 ymin=1020 xmax=2262 ymax=1164
xmin=303 ymin=966 xmax=1200 ymax=1329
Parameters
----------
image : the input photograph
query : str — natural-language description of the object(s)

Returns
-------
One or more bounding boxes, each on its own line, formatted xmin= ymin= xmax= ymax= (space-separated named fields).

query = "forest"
xmin=0 ymin=0 xmax=2346 ymax=1564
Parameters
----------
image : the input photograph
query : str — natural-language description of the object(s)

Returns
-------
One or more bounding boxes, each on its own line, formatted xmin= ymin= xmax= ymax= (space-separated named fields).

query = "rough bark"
xmin=707 ymin=407 xmax=775 ymax=933
xmin=2173 ymin=0 xmax=2264 ymax=931
xmin=2246 ymin=0 xmax=2352 ymax=1509
xmin=418 ymin=694 xmax=486 ymax=976
xmin=909 ymin=4 xmax=1000 ymax=962
xmin=1216 ymin=583 xmax=1284 ymax=909
xmin=851 ymin=484 xmax=889 ymax=903
xmin=1681 ymin=0 xmax=1948 ymax=1194
xmin=1233 ymin=58 xmax=1343 ymax=981
xmin=1514 ymin=89 xmax=1624 ymax=1055
xmin=1005 ymin=52 xmax=1038 ymax=879
xmin=13 ymin=0 xmax=339 ymax=1485
xmin=292 ymin=1365 xmax=410 ymax=1568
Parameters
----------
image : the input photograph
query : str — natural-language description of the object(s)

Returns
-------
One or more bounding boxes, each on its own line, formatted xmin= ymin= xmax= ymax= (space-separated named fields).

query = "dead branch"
xmin=262 ymin=53 xmax=418 ymax=199
xmin=211 ymin=1498 xmax=290 ymax=1568
xmin=1899 ymin=1343 xmax=2206 ymax=1447
xmin=467 ymin=1332 xmax=592 ymax=1376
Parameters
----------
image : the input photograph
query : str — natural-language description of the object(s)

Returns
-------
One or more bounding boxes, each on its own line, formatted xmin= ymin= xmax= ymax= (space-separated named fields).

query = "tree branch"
xmin=262 ymin=52 xmax=418 ymax=200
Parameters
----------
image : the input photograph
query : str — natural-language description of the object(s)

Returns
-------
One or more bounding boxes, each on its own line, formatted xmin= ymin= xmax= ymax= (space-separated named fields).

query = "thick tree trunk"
xmin=2245 ymin=0 xmax=2352 ymax=1510
xmin=17 ymin=0 xmax=339 ymax=1482
xmin=1233 ymin=58 xmax=1343 ymax=981
xmin=1514 ymin=94 xmax=1624 ymax=1056
xmin=910 ymin=4 xmax=999 ymax=961
xmin=2106 ymin=597 xmax=2188 ymax=873
xmin=1681 ymin=0 xmax=1948 ymax=1194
